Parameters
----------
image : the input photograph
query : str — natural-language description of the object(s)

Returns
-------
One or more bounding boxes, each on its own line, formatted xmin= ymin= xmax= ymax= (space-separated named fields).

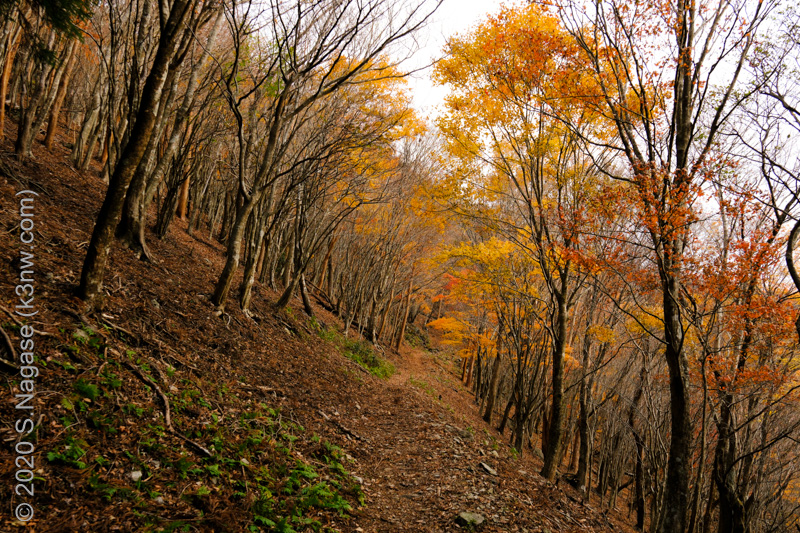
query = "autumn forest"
xmin=2 ymin=0 xmax=800 ymax=532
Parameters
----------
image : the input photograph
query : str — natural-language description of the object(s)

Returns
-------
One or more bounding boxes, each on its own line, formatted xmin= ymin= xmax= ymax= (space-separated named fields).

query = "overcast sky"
xmin=402 ymin=0 xmax=514 ymax=121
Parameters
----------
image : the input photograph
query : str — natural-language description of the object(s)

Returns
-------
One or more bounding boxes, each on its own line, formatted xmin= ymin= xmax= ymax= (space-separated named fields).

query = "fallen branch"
xmin=334 ymin=421 xmax=366 ymax=442
xmin=122 ymin=360 xmax=212 ymax=458
xmin=244 ymin=385 xmax=286 ymax=398
xmin=318 ymin=410 xmax=367 ymax=442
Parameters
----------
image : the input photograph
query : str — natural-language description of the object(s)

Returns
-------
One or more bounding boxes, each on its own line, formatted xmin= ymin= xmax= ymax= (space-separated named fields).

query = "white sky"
xmin=401 ymin=0 xmax=512 ymax=121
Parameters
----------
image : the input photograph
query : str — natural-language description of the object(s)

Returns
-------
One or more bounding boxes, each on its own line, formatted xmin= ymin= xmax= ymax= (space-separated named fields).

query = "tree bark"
xmin=0 ymin=26 xmax=21 ymax=140
xmin=482 ymin=335 xmax=503 ymax=424
xmin=79 ymin=0 xmax=193 ymax=304
xmin=394 ymin=274 xmax=413 ymax=351
xmin=44 ymin=39 xmax=78 ymax=148
xmin=541 ymin=291 xmax=569 ymax=480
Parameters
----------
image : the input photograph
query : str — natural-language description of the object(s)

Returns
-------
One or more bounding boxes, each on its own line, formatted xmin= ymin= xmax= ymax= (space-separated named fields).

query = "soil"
xmin=0 ymin=120 xmax=638 ymax=532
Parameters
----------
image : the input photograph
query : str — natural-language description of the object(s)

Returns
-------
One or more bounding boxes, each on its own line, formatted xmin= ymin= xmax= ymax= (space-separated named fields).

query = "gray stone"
xmin=456 ymin=512 xmax=485 ymax=528
xmin=480 ymin=462 xmax=497 ymax=476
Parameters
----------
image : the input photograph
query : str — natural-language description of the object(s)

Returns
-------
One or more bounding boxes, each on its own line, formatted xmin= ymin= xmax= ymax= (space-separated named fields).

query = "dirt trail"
xmin=311 ymin=343 xmax=625 ymax=533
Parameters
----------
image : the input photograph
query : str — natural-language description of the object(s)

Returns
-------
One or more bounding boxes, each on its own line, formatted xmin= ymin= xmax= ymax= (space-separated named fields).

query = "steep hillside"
xmin=0 ymin=128 xmax=632 ymax=532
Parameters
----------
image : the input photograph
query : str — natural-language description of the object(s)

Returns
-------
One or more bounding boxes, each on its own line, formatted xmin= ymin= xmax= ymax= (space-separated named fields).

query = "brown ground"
xmin=0 ymin=120 xmax=637 ymax=532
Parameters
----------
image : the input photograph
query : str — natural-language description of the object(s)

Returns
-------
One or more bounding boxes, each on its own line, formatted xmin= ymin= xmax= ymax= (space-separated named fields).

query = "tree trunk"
xmin=394 ymin=274 xmax=413 ymax=351
xmin=658 ymin=267 xmax=692 ymax=533
xmin=15 ymin=32 xmax=57 ymax=158
xmin=79 ymin=0 xmax=193 ymax=304
xmin=44 ymin=40 xmax=78 ymax=148
xmin=575 ymin=375 xmax=591 ymax=497
xmin=377 ymin=285 xmax=394 ymax=342
xmin=482 ymin=336 xmax=503 ymax=424
xmin=212 ymin=197 xmax=259 ymax=309
xmin=629 ymin=365 xmax=646 ymax=530
xmin=498 ymin=393 xmax=514 ymax=434
xmin=300 ymin=274 xmax=313 ymax=316
xmin=0 ymin=27 xmax=22 ymax=140
xmin=240 ymin=225 xmax=266 ymax=312
xmin=541 ymin=291 xmax=568 ymax=480
xmin=176 ymin=172 xmax=190 ymax=219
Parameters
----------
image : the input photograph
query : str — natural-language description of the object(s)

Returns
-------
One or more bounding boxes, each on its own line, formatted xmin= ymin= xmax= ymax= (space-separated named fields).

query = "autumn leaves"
xmin=432 ymin=2 xmax=800 ymax=532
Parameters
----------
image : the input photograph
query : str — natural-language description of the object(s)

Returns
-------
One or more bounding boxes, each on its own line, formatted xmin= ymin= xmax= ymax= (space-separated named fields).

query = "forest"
xmin=2 ymin=0 xmax=800 ymax=532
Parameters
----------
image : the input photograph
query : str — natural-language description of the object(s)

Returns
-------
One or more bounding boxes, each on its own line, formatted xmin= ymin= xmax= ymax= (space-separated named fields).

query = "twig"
xmin=1 ymin=306 xmax=53 ymax=336
xmin=101 ymin=320 xmax=138 ymax=343
xmin=149 ymin=337 xmax=199 ymax=371
xmin=0 ymin=358 xmax=18 ymax=373
xmin=121 ymin=360 xmax=212 ymax=458
xmin=0 ymin=324 xmax=17 ymax=362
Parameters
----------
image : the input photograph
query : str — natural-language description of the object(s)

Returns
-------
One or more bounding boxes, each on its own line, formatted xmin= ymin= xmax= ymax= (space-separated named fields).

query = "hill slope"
xmin=0 ymin=129 xmax=631 ymax=532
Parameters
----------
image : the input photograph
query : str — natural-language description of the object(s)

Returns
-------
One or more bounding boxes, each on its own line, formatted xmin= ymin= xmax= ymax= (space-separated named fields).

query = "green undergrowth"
xmin=38 ymin=322 xmax=364 ymax=532
xmin=404 ymin=324 xmax=431 ymax=350
xmin=309 ymin=318 xmax=395 ymax=379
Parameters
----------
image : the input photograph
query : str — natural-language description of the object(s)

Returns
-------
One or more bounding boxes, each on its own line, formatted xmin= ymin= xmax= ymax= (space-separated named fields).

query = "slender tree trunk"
xmin=575 ymin=375 xmax=591 ymax=497
xmin=212 ymin=197 xmax=259 ymax=309
xmin=541 ymin=291 xmax=568 ymax=480
xmin=465 ymin=352 xmax=476 ymax=387
xmin=658 ymin=266 xmax=692 ymax=533
xmin=498 ymin=393 xmax=514 ymax=434
xmin=79 ymin=0 xmax=193 ymax=303
xmin=0 ymin=27 xmax=22 ymax=140
xmin=377 ymin=285 xmax=394 ymax=342
xmin=44 ymin=40 xmax=78 ymax=148
xmin=176 ymin=172 xmax=190 ymax=219
xmin=482 ymin=335 xmax=503 ymax=424
xmin=629 ymin=366 xmax=646 ymax=530
xmin=394 ymin=274 xmax=413 ymax=351
xmin=240 ymin=225 xmax=266 ymax=312
xmin=15 ymin=32 xmax=57 ymax=157
xmin=300 ymin=274 xmax=313 ymax=316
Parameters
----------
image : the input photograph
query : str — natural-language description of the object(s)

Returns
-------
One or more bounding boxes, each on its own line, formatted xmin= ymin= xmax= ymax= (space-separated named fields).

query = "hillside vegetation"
xmin=2 ymin=1 xmax=800 ymax=532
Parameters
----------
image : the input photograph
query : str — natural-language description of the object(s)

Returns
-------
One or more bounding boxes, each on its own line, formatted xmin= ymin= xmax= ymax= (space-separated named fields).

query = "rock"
xmin=456 ymin=512 xmax=485 ymax=529
xmin=130 ymin=470 xmax=143 ymax=482
xmin=480 ymin=462 xmax=497 ymax=476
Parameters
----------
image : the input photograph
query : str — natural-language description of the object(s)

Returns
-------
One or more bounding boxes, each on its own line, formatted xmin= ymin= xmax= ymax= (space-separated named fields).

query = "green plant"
xmin=408 ymin=377 xmax=436 ymax=397
xmin=47 ymin=434 xmax=89 ymax=469
xmin=73 ymin=378 xmax=100 ymax=400
xmin=341 ymin=338 xmax=395 ymax=379
xmin=123 ymin=402 xmax=145 ymax=417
